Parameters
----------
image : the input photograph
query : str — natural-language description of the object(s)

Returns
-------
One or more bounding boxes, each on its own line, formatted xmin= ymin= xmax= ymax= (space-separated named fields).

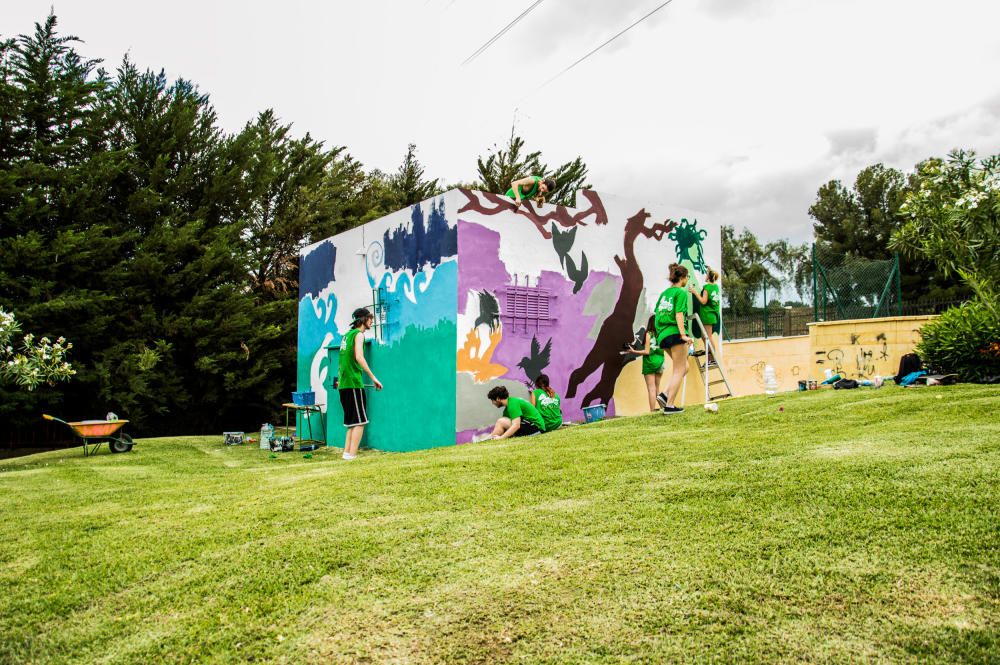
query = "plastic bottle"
xmin=259 ymin=423 xmax=273 ymax=450
xmin=764 ymin=365 xmax=778 ymax=396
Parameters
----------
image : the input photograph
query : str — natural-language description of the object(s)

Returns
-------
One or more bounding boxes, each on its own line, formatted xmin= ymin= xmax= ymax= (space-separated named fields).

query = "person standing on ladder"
xmin=690 ymin=267 xmax=721 ymax=366
xmin=654 ymin=264 xmax=692 ymax=415
xmin=506 ymin=176 xmax=556 ymax=207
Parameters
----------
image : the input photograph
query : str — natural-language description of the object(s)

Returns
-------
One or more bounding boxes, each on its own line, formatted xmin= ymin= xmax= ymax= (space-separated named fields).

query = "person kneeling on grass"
xmin=529 ymin=373 xmax=563 ymax=432
xmin=488 ymin=385 xmax=546 ymax=439
xmin=338 ymin=307 xmax=383 ymax=460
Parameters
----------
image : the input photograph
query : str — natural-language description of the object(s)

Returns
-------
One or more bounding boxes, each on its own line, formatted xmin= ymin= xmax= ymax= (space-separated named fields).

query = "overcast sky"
xmin=6 ymin=0 xmax=1000 ymax=242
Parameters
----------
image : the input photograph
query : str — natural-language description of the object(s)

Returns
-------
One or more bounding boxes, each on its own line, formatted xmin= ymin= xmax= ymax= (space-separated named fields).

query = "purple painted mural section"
xmin=456 ymin=220 xmax=621 ymax=443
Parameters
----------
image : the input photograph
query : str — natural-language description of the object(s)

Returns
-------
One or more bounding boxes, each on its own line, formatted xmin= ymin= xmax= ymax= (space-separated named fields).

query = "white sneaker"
xmin=342 ymin=453 xmax=357 ymax=460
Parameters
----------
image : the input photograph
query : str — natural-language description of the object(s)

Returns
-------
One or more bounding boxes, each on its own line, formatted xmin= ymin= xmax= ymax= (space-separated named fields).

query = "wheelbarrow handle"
xmin=42 ymin=414 xmax=69 ymax=426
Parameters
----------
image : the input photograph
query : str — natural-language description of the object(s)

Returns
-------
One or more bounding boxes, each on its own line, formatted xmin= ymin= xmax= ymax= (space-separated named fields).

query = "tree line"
xmin=0 ymin=15 xmax=588 ymax=441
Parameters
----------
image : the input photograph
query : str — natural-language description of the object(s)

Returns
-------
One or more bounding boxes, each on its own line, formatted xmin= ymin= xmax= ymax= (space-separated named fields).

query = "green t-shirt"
xmin=337 ymin=328 xmax=364 ymax=389
xmin=505 ymin=176 xmax=540 ymax=201
xmin=642 ymin=334 xmax=665 ymax=375
xmin=654 ymin=286 xmax=688 ymax=342
xmin=701 ymin=283 xmax=721 ymax=323
xmin=503 ymin=396 xmax=545 ymax=430
xmin=531 ymin=389 xmax=563 ymax=432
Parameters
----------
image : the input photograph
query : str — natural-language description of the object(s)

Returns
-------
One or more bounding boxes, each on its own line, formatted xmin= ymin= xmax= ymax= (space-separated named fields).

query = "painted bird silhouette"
xmin=564 ymin=252 xmax=589 ymax=294
xmin=551 ymin=223 xmax=577 ymax=268
xmin=474 ymin=290 xmax=500 ymax=332
xmin=517 ymin=335 xmax=552 ymax=384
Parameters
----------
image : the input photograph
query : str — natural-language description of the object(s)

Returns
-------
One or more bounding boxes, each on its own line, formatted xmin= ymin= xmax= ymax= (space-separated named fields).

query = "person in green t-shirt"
xmin=690 ymin=267 xmax=721 ymax=366
xmin=337 ymin=307 xmax=383 ymax=460
xmin=621 ymin=315 xmax=666 ymax=412
xmin=529 ymin=373 xmax=563 ymax=432
xmin=653 ymin=263 xmax=692 ymax=415
xmin=487 ymin=385 xmax=545 ymax=439
xmin=505 ymin=176 xmax=556 ymax=207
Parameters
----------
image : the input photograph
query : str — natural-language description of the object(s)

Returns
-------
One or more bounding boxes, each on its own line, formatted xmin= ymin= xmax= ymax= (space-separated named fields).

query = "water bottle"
xmin=259 ymin=423 xmax=273 ymax=450
xmin=764 ymin=365 xmax=778 ymax=396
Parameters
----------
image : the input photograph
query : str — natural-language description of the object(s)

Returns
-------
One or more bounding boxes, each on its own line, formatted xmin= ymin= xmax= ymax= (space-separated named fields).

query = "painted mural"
xmin=297 ymin=198 xmax=457 ymax=452
xmin=453 ymin=188 xmax=719 ymax=444
xmin=298 ymin=188 xmax=719 ymax=452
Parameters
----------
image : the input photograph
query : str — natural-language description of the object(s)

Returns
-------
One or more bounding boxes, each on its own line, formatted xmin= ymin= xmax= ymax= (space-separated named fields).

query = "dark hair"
xmin=351 ymin=307 xmax=372 ymax=329
xmin=543 ymin=178 xmax=556 ymax=192
xmin=706 ymin=267 xmax=719 ymax=283
xmin=534 ymin=373 xmax=555 ymax=398
xmin=487 ymin=386 xmax=509 ymax=401
xmin=669 ymin=263 xmax=689 ymax=284
xmin=647 ymin=315 xmax=656 ymax=339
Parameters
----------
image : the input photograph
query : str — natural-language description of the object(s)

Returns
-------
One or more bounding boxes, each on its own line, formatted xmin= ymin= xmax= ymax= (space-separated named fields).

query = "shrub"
xmin=916 ymin=300 xmax=1000 ymax=383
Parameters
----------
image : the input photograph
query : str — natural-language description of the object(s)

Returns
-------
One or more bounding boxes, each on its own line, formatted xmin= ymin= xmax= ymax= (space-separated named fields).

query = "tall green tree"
xmin=0 ymin=14 xmax=121 ymax=433
xmin=386 ymin=143 xmax=439 ymax=209
xmin=809 ymin=163 xmax=965 ymax=302
xmin=891 ymin=150 xmax=1000 ymax=319
xmin=475 ymin=132 xmax=589 ymax=207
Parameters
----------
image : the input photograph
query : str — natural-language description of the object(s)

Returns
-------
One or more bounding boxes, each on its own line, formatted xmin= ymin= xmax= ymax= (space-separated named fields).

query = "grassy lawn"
xmin=2 ymin=386 xmax=998 ymax=663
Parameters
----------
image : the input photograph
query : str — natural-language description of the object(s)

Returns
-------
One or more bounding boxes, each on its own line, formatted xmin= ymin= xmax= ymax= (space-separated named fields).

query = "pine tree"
xmin=475 ymin=132 xmax=589 ymax=207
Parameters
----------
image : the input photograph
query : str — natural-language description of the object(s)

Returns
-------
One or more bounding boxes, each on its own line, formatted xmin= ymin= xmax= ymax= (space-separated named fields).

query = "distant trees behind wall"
xmin=0 ymin=14 xmax=592 ymax=442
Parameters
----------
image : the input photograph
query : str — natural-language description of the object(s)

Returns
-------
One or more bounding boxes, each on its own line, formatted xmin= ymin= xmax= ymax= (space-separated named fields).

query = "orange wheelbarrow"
xmin=42 ymin=414 xmax=135 ymax=457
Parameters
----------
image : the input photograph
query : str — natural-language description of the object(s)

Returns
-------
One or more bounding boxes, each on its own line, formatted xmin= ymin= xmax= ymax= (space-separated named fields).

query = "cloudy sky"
xmin=6 ymin=0 xmax=1000 ymax=242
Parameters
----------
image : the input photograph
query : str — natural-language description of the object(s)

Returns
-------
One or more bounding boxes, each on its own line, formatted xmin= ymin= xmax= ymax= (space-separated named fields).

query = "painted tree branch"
xmin=457 ymin=189 xmax=608 ymax=240
xmin=566 ymin=210 xmax=677 ymax=403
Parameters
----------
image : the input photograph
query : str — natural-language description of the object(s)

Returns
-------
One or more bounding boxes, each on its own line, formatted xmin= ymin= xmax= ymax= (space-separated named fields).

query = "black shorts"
xmin=339 ymin=388 xmax=368 ymax=427
xmin=659 ymin=333 xmax=686 ymax=349
xmin=513 ymin=419 xmax=543 ymax=437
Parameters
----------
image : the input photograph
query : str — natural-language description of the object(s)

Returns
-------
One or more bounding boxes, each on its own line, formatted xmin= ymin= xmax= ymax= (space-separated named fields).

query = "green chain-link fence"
xmin=720 ymin=244 xmax=907 ymax=341
xmin=812 ymin=244 xmax=901 ymax=321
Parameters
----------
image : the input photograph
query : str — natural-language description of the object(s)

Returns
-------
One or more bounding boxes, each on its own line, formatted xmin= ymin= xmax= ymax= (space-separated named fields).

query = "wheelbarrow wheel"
xmin=109 ymin=433 xmax=134 ymax=454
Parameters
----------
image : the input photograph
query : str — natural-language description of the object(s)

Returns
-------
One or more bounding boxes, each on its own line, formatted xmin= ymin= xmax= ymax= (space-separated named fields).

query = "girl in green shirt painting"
xmin=529 ymin=373 xmax=563 ymax=432
xmin=690 ymin=267 xmax=721 ymax=366
xmin=622 ymin=315 xmax=666 ymax=412
xmin=653 ymin=264 xmax=692 ymax=415
xmin=506 ymin=176 xmax=556 ymax=207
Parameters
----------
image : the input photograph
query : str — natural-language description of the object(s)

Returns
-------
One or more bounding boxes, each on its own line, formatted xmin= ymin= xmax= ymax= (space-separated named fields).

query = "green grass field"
xmin=2 ymin=386 xmax=998 ymax=663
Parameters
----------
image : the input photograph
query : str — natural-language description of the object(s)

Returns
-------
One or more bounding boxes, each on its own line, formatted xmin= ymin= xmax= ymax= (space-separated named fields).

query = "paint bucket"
xmin=582 ymin=404 xmax=606 ymax=423
xmin=291 ymin=391 xmax=315 ymax=406
xmin=807 ymin=380 xmax=818 ymax=390
xmin=798 ymin=380 xmax=807 ymax=391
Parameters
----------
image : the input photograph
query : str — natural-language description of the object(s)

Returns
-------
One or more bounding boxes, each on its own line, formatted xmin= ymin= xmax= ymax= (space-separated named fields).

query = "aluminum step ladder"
xmin=692 ymin=314 xmax=734 ymax=401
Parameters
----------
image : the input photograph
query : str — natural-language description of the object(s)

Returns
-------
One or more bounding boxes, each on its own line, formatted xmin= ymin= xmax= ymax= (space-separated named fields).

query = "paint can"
xmin=807 ymin=380 xmax=818 ymax=390
xmin=798 ymin=380 xmax=807 ymax=391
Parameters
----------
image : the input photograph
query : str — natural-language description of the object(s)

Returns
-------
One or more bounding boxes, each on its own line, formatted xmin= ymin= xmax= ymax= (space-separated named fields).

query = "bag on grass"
xmin=834 ymin=378 xmax=859 ymax=389
xmin=895 ymin=353 xmax=922 ymax=384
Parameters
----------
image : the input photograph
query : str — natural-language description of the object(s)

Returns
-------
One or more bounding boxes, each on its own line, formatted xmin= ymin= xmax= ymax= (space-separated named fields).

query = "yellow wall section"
xmin=611 ymin=315 xmax=935 ymax=411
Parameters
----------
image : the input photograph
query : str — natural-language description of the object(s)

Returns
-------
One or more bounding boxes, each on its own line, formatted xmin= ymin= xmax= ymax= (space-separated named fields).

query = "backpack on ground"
xmin=895 ymin=353 xmax=922 ymax=383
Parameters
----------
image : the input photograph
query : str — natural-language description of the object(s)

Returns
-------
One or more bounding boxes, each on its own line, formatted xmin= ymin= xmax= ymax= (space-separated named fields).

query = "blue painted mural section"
xmin=383 ymin=199 xmax=457 ymax=273
xmin=299 ymin=240 xmax=336 ymax=300
xmin=298 ymin=196 xmax=458 ymax=451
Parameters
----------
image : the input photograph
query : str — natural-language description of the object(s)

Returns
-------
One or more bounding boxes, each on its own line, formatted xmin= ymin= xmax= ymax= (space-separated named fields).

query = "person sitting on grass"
xmin=338 ymin=307 xmax=383 ymax=460
xmin=488 ymin=385 xmax=546 ymax=439
xmin=506 ymin=176 xmax=556 ymax=207
xmin=654 ymin=263 xmax=692 ymax=415
xmin=529 ymin=373 xmax=563 ymax=432
xmin=690 ymin=267 xmax=721 ymax=366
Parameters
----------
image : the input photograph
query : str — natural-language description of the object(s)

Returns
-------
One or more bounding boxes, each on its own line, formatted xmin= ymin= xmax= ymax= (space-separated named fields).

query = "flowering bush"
xmin=893 ymin=150 xmax=1000 ymax=319
xmin=0 ymin=309 xmax=76 ymax=390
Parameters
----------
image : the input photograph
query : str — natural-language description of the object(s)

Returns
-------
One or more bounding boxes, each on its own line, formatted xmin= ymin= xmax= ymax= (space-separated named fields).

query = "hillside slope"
xmin=2 ymin=386 xmax=998 ymax=663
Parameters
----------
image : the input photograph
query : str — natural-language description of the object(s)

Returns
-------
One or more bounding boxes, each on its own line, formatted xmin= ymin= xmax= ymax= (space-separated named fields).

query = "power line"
xmin=534 ymin=0 xmax=678 ymax=93
xmin=462 ymin=0 xmax=546 ymax=66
